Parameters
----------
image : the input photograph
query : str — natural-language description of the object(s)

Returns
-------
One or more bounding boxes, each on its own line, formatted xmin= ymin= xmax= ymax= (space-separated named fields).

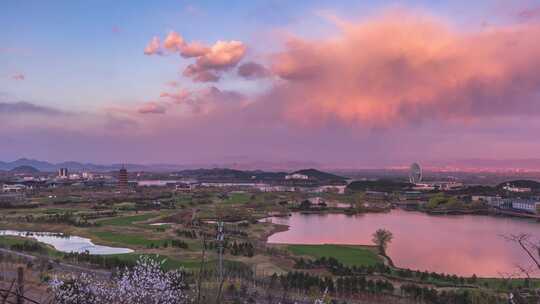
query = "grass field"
xmin=97 ymin=213 xmax=159 ymax=226
xmin=287 ymin=244 xmax=382 ymax=267
xmin=93 ymin=231 xmax=168 ymax=247
xmin=223 ymin=192 xmax=251 ymax=204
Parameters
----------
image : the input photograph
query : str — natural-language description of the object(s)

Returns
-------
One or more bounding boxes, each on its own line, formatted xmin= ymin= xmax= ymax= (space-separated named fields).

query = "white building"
xmin=503 ymin=183 xmax=531 ymax=193
xmin=285 ymin=173 xmax=309 ymax=180
xmin=511 ymin=199 xmax=540 ymax=213
xmin=2 ymin=184 xmax=26 ymax=193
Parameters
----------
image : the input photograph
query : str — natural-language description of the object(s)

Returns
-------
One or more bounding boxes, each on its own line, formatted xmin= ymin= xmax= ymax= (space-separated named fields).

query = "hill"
xmin=173 ymin=168 xmax=286 ymax=182
xmin=291 ymin=168 xmax=346 ymax=182
xmin=9 ymin=165 xmax=40 ymax=174
xmin=347 ymin=179 xmax=411 ymax=192
xmin=496 ymin=180 xmax=540 ymax=190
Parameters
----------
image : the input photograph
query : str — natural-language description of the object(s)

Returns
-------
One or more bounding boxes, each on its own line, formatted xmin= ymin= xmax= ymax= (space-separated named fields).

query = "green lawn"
xmin=287 ymin=244 xmax=382 ymax=267
xmin=93 ymin=231 xmax=168 ymax=247
xmin=98 ymin=213 xmax=159 ymax=226
xmin=223 ymin=192 xmax=250 ymax=204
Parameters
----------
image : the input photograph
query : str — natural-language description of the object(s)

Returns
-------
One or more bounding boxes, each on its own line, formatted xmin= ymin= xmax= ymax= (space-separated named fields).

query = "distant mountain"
xmin=0 ymin=158 xmax=324 ymax=173
xmin=173 ymin=168 xmax=286 ymax=181
xmin=9 ymin=165 xmax=40 ymax=174
xmin=291 ymin=168 xmax=346 ymax=182
xmin=347 ymin=179 xmax=412 ymax=192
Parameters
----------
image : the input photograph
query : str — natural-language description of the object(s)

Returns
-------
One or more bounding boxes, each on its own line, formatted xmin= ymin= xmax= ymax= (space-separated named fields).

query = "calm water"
xmin=267 ymin=209 xmax=540 ymax=277
xmin=0 ymin=230 xmax=133 ymax=255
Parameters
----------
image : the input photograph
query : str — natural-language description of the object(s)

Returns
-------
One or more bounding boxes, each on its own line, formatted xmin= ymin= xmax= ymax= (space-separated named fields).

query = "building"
xmin=511 ymin=199 xmax=540 ymax=213
xmin=485 ymin=197 xmax=540 ymax=214
xmin=412 ymin=181 xmax=464 ymax=191
xmin=2 ymin=184 xmax=26 ymax=193
xmin=502 ymin=183 xmax=531 ymax=193
xmin=58 ymin=168 xmax=69 ymax=179
xmin=117 ymin=166 xmax=128 ymax=191
xmin=365 ymin=191 xmax=389 ymax=201
xmin=285 ymin=173 xmax=309 ymax=180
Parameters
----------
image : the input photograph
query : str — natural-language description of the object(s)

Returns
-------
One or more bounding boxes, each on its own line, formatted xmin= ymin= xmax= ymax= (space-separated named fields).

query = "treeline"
xmin=229 ymin=242 xmax=254 ymax=257
xmin=295 ymin=256 xmax=480 ymax=286
xmin=400 ymin=284 xmax=503 ymax=304
xmin=20 ymin=212 xmax=97 ymax=227
xmin=145 ymin=239 xmax=188 ymax=249
xmin=175 ymin=229 xmax=197 ymax=239
xmin=271 ymin=271 xmax=503 ymax=304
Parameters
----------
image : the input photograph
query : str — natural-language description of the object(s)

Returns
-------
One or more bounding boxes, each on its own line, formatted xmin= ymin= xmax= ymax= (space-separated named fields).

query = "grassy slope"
xmin=287 ymin=244 xmax=381 ymax=267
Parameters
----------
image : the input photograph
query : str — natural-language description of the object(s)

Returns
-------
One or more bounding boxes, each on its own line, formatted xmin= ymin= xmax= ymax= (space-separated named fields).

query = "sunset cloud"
xmin=265 ymin=10 xmax=540 ymax=127
xmin=237 ymin=61 xmax=270 ymax=79
xmin=12 ymin=73 xmax=25 ymax=81
xmin=0 ymin=101 xmax=63 ymax=115
xmin=137 ymin=102 xmax=167 ymax=114
xmin=145 ymin=32 xmax=246 ymax=82
xmin=518 ymin=6 xmax=540 ymax=20
xmin=160 ymin=89 xmax=191 ymax=103
xmin=144 ymin=36 xmax=162 ymax=55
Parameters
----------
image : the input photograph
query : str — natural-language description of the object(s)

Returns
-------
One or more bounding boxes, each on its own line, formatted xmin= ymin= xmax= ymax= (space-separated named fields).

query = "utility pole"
xmin=217 ymin=221 xmax=224 ymax=283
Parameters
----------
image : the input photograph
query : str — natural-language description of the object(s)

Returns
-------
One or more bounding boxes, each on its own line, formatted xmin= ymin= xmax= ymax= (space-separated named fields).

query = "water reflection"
xmin=0 ymin=230 xmax=133 ymax=255
xmin=267 ymin=209 xmax=540 ymax=277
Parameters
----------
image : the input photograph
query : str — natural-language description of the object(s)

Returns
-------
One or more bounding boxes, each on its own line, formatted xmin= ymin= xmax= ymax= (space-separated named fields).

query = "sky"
xmin=1 ymin=0 xmax=540 ymax=167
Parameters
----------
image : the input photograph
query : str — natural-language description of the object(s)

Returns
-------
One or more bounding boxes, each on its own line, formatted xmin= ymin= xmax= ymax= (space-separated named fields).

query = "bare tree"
xmin=504 ymin=233 xmax=540 ymax=270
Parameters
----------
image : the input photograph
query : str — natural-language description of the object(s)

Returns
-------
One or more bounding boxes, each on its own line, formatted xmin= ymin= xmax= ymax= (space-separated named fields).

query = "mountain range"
xmin=0 ymin=158 xmax=322 ymax=173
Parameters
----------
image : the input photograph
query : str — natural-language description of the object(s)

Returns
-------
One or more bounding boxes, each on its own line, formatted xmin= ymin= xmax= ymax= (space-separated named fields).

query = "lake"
xmin=266 ymin=209 xmax=540 ymax=277
xmin=0 ymin=230 xmax=133 ymax=255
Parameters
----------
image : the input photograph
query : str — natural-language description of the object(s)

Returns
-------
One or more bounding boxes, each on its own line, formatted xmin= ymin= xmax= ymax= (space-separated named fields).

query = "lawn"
xmin=97 ymin=213 xmax=159 ymax=226
xmin=223 ymin=192 xmax=250 ymax=204
xmin=287 ymin=244 xmax=382 ymax=267
xmin=92 ymin=231 xmax=168 ymax=247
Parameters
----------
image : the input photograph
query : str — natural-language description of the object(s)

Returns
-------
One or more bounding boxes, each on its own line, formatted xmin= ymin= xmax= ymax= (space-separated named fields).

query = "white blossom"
xmin=51 ymin=256 xmax=189 ymax=304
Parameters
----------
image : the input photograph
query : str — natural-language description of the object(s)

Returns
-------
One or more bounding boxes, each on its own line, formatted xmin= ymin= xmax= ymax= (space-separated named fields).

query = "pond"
xmin=0 ymin=230 xmax=133 ymax=255
xmin=266 ymin=209 xmax=540 ymax=277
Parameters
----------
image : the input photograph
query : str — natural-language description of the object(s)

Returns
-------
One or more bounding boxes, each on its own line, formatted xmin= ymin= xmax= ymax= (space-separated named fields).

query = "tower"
xmin=118 ymin=166 xmax=128 ymax=192
xmin=58 ymin=168 xmax=68 ymax=179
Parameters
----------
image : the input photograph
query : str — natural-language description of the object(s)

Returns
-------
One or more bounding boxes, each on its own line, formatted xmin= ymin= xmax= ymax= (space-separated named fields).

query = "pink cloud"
xmin=160 ymin=89 xmax=191 ymax=103
xmin=163 ymin=31 xmax=184 ymax=52
xmin=179 ymin=41 xmax=210 ymax=58
xmin=264 ymin=10 xmax=540 ymax=127
xmin=137 ymin=102 xmax=167 ymax=114
xmin=518 ymin=7 xmax=540 ymax=19
xmin=12 ymin=73 xmax=25 ymax=81
xmin=144 ymin=36 xmax=162 ymax=55
xmin=163 ymin=31 xmax=210 ymax=57
xmin=144 ymin=32 xmax=246 ymax=82
xmin=237 ymin=61 xmax=270 ymax=79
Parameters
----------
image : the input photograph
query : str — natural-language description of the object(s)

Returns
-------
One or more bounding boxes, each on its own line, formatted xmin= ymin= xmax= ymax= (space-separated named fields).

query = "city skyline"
xmin=2 ymin=0 xmax=540 ymax=166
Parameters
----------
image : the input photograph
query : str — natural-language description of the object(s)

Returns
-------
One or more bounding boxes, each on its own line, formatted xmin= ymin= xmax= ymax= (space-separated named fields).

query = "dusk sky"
xmin=2 ymin=0 xmax=540 ymax=167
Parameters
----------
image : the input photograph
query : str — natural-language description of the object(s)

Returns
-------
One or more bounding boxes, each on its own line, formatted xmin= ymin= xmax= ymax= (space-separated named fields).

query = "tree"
xmin=51 ymin=256 xmax=189 ymax=304
xmin=372 ymin=229 xmax=393 ymax=255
